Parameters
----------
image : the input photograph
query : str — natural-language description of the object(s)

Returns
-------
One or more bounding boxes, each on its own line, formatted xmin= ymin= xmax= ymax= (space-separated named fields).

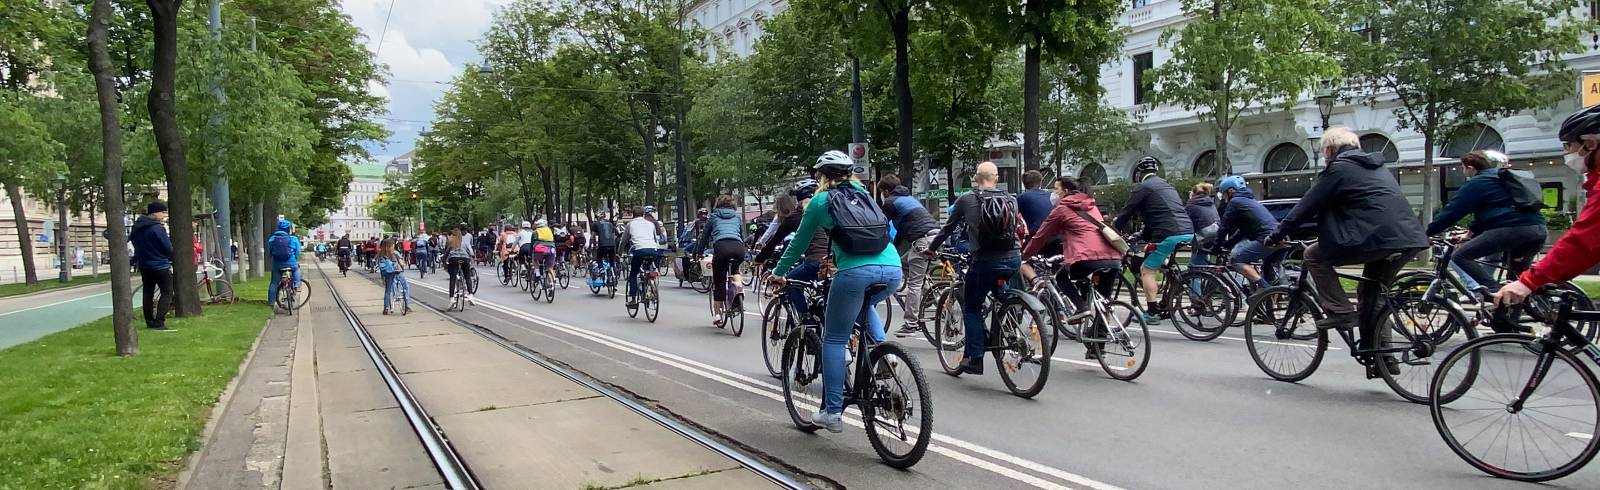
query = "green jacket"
xmin=772 ymin=181 xmax=900 ymax=276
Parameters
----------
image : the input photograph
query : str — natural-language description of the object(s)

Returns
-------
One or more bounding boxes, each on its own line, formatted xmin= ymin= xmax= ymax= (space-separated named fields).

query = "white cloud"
xmin=365 ymin=79 xmax=390 ymax=100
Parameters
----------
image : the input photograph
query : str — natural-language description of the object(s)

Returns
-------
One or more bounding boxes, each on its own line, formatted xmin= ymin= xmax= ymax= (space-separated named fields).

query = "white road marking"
xmin=407 ymin=279 xmax=1125 ymax=490
xmin=0 ymin=291 xmax=113 ymax=317
xmin=1146 ymin=326 xmax=1342 ymax=350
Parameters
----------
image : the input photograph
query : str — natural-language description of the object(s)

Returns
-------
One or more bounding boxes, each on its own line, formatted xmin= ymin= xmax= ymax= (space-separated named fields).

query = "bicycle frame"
xmin=1276 ymin=263 xmax=1430 ymax=361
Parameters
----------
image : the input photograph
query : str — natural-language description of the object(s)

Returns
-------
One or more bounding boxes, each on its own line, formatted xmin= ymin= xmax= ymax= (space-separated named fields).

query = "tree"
xmin=89 ymin=0 xmax=138 ymax=356
xmin=907 ymin=7 xmax=1019 ymax=192
xmin=1041 ymin=60 xmax=1139 ymax=175
xmin=0 ymin=95 xmax=65 ymax=286
xmin=1340 ymin=0 xmax=1588 ymax=218
xmin=144 ymin=0 xmax=201 ymax=316
xmin=689 ymin=59 xmax=774 ymax=197
xmin=1150 ymin=0 xmax=1340 ymax=173
xmin=745 ymin=4 xmax=850 ymax=172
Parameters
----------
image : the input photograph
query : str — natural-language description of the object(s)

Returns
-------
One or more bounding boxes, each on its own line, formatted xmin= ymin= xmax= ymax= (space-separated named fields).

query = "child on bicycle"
xmin=445 ymin=224 xmax=475 ymax=305
xmin=378 ymin=238 xmax=410 ymax=315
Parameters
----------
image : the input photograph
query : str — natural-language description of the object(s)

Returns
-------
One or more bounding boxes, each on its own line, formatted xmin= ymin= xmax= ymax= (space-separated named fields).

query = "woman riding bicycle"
xmin=697 ymin=194 xmax=746 ymax=326
xmin=767 ymin=150 xmax=902 ymax=433
xmin=444 ymin=223 xmax=475 ymax=305
xmin=1020 ymin=176 xmax=1122 ymax=359
xmin=533 ymin=218 xmax=558 ymax=282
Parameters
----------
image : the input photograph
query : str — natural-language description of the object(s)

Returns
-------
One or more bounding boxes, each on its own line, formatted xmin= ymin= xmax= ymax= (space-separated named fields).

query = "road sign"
xmin=1583 ymin=71 xmax=1600 ymax=108
xmin=848 ymin=142 xmax=869 ymax=174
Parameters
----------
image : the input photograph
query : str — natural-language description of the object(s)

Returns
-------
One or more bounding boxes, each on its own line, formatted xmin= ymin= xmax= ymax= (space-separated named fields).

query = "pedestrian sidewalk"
xmin=179 ymin=263 xmax=786 ymax=489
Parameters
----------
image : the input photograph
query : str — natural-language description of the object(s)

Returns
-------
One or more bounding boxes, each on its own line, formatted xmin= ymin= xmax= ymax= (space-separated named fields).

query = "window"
xmin=1263 ymin=143 xmax=1310 ymax=173
xmin=1439 ymin=123 xmax=1504 ymax=159
xmin=1192 ymin=150 xmax=1222 ymax=180
xmin=1080 ymin=163 xmax=1108 ymax=185
xmin=1132 ymin=52 xmax=1154 ymax=105
xmin=1359 ymin=133 xmax=1399 ymax=165
xmin=1132 ymin=0 xmax=1152 ymax=7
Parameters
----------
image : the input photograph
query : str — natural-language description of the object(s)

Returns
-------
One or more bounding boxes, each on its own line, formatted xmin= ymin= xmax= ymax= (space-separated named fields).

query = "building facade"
xmin=686 ymin=0 xmax=786 ymax=61
xmin=1093 ymin=0 xmax=1598 ymax=212
xmin=314 ymin=162 xmax=389 ymax=242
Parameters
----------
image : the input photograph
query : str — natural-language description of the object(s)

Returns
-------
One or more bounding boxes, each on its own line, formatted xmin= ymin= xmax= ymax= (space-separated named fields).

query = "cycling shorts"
xmin=1142 ymin=234 xmax=1194 ymax=270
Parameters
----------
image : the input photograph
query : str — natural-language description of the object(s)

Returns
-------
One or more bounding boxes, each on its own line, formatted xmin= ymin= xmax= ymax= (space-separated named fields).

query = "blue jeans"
xmin=963 ymin=256 xmax=1020 ymax=362
xmin=382 ymin=272 xmax=408 ymax=311
xmin=629 ymin=248 xmax=660 ymax=297
xmin=820 ymin=265 xmax=901 ymax=414
xmin=268 ymin=263 xmax=301 ymax=306
xmin=1230 ymin=240 xmax=1290 ymax=284
xmin=786 ymin=260 xmax=820 ymax=319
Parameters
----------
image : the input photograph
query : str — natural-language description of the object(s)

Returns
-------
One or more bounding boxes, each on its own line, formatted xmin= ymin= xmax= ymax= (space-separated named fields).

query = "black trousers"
xmin=711 ymin=239 xmax=747 ymax=302
xmin=140 ymin=267 xmax=174 ymax=328
xmin=1303 ymin=244 xmax=1418 ymax=351
xmin=447 ymin=257 xmax=472 ymax=297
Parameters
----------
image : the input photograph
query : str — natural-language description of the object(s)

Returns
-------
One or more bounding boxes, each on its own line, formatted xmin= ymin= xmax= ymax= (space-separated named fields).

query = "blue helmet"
xmin=1217 ymin=175 xmax=1247 ymax=194
xmin=277 ymin=219 xmax=293 ymax=231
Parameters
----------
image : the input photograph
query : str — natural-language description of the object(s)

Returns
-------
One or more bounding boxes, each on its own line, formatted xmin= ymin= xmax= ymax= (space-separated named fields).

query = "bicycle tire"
xmin=645 ymin=280 xmax=660 ymax=322
xmin=919 ymin=282 xmax=951 ymax=348
xmin=212 ymin=279 xmax=236 ymax=304
xmin=993 ymin=293 xmax=1052 ymax=398
xmin=1431 ymin=334 xmax=1600 ymax=482
xmin=729 ymin=294 xmax=745 ymax=337
xmin=1243 ymin=286 xmax=1327 ymax=382
xmin=863 ymin=342 xmax=933 ymax=469
xmin=519 ymin=266 xmax=531 ymax=291
xmin=294 ymin=281 xmax=311 ymax=309
xmin=761 ymin=298 xmax=791 ymax=378
xmin=1172 ymin=270 xmax=1233 ymax=342
xmin=1032 ymin=281 xmax=1070 ymax=355
xmin=467 ymin=268 xmax=479 ymax=294
xmin=781 ymin=327 xmax=824 ymax=433
xmin=931 ymin=286 xmax=966 ymax=376
xmin=544 ymin=275 xmax=555 ymax=304
xmin=1380 ymin=293 xmax=1478 ymax=404
xmin=557 ymin=266 xmax=570 ymax=289
xmin=692 ymin=273 xmax=712 ymax=294
xmin=1098 ymin=301 xmax=1151 ymax=381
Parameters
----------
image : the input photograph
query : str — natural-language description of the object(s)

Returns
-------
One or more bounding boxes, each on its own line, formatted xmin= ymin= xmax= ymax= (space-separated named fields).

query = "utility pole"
xmin=206 ymin=0 xmax=234 ymax=282
xmin=57 ymin=174 xmax=68 ymax=283
xmin=672 ymin=0 xmax=690 ymax=224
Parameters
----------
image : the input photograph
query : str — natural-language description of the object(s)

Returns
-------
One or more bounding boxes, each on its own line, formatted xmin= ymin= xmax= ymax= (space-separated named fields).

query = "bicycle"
xmin=708 ymin=259 xmax=745 ymax=336
xmin=761 ymin=274 xmax=825 ymax=378
xmin=555 ymin=252 xmax=572 ymax=290
xmin=1242 ymin=241 xmax=1477 ymax=403
xmin=1024 ymin=255 xmax=1150 ymax=380
xmin=587 ymin=256 xmax=620 ymax=298
xmin=1429 ymin=286 xmax=1600 ymax=482
xmin=930 ymin=253 xmax=1054 ymax=398
xmin=1395 ymin=233 xmax=1599 ymax=342
xmin=1170 ymin=250 xmax=1291 ymax=341
xmin=274 ymin=267 xmax=311 ymax=315
xmin=336 ymin=252 xmax=352 ymax=277
xmin=531 ymin=254 xmax=555 ymax=304
xmin=626 ymin=255 xmax=662 ymax=322
xmin=779 ymin=279 xmax=933 ymax=469
xmin=385 ymin=270 xmax=412 ymax=315
xmin=912 ymin=251 xmax=964 ymax=348
xmin=679 ymin=253 xmax=711 ymax=293
xmin=196 ymin=261 xmax=235 ymax=305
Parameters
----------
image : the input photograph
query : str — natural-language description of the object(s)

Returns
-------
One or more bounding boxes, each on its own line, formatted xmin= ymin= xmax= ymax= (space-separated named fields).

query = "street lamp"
xmin=54 ymin=171 xmax=68 ymax=283
xmin=1310 ymin=80 xmax=1338 ymax=167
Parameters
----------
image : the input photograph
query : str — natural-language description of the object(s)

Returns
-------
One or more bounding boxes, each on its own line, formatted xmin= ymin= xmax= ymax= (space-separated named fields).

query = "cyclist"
xmin=553 ymin=222 xmax=572 ymax=266
xmin=1495 ymin=105 xmax=1600 ymax=306
xmin=621 ymin=206 xmax=668 ymax=306
xmin=753 ymin=193 xmax=801 ymax=267
xmin=875 ymin=174 xmax=940 ymax=337
xmin=1268 ymin=126 xmax=1428 ymax=378
xmin=1020 ymin=176 xmax=1122 ymax=359
xmin=1212 ymin=176 xmax=1288 ymax=291
xmin=1016 ymin=170 xmax=1055 ymax=241
xmin=768 ymin=150 xmax=901 ymax=433
xmin=697 ymin=194 xmax=746 ymax=325
xmin=1425 ymin=149 xmax=1548 ymax=303
xmin=1111 ymin=157 xmax=1194 ymax=322
xmin=266 ymin=219 xmax=303 ymax=313
xmin=497 ymin=224 xmax=520 ymax=279
xmin=335 ymin=233 xmax=353 ymax=273
xmin=590 ymin=212 xmax=620 ymax=274
xmin=1186 ymin=182 xmax=1220 ymax=266
xmin=362 ymin=237 xmax=379 ymax=269
xmin=400 ymin=234 xmax=414 ymax=267
xmin=515 ymin=220 xmax=536 ymax=275
xmin=780 ymin=179 xmax=830 ymax=316
xmin=532 ymin=218 xmax=558 ymax=285
xmin=378 ymin=238 xmax=409 ymax=315
xmin=926 ymin=161 xmax=1024 ymax=376
xmin=444 ymin=223 xmax=475 ymax=305
xmin=413 ymin=233 xmax=433 ymax=275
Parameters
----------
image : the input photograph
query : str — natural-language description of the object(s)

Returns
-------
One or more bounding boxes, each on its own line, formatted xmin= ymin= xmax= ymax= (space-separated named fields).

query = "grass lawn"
xmin=0 ymin=273 xmax=110 ymax=298
xmin=0 ymin=278 xmax=272 ymax=489
xmin=1576 ymin=281 xmax=1600 ymax=299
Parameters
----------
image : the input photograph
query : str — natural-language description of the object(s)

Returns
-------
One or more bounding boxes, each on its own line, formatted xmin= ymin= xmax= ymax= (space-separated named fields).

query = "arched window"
xmin=1192 ymin=150 xmax=1221 ymax=180
xmin=1080 ymin=163 xmax=1108 ymax=186
xmin=1439 ymin=123 xmax=1505 ymax=159
xmin=1263 ymin=143 xmax=1310 ymax=173
xmin=1359 ymin=133 xmax=1399 ymax=164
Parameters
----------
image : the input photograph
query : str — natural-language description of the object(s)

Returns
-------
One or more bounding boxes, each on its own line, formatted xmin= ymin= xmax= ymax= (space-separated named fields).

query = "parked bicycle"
xmin=196 ymin=261 xmax=235 ymax=304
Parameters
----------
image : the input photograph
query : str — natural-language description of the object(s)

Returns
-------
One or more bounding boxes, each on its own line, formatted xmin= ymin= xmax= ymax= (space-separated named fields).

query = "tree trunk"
xmin=890 ymin=6 xmax=915 ymax=186
xmin=1214 ymin=122 xmax=1231 ymax=175
xmin=5 ymin=182 xmax=39 ymax=285
xmin=90 ymin=0 xmax=136 ymax=355
xmin=565 ymin=169 xmax=576 ymax=225
xmin=89 ymin=198 xmax=99 ymax=277
xmin=512 ymin=160 xmax=534 ymax=222
xmin=552 ymin=164 xmax=562 ymax=221
xmin=643 ymin=109 xmax=660 ymax=207
xmin=1023 ymin=39 xmax=1042 ymax=176
xmin=146 ymin=0 xmax=199 ymax=316
xmin=262 ymin=196 xmax=277 ymax=277
xmin=1420 ymin=105 xmax=1438 ymax=220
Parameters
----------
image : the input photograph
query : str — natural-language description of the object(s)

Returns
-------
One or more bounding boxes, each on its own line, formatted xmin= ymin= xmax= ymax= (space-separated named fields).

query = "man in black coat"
xmin=129 ymin=201 xmax=175 ymax=330
xmin=1270 ymin=127 xmax=1427 ymax=377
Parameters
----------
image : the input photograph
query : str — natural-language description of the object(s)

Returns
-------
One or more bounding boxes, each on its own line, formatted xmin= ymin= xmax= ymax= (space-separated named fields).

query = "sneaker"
xmin=957 ymin=357 xmax=985 ymax=376
xmin=1139 ymin=312 xmax=1160 ymax=324
xmin=467 ymin=295 xmax=476 ymax=306
xmin=893 ymin=323 xmax=923 ymax=338
xmin=811 ymin=411 xmax=844 ymax=433
xmin=1316 ymin=312 xmax=1357 ymax=330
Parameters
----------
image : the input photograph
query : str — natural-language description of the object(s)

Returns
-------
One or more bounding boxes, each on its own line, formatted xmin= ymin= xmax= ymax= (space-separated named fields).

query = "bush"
xmin=1545 ymin=209 xmax=1572 ymax=230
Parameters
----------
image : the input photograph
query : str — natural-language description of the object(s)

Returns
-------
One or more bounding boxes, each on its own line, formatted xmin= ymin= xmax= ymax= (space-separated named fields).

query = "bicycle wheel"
xmin=993 ymin=293 xmax=1052 ymax=398
xmin=761 ymin=298 xmax=793 ymax=378
xmin=931 ymin=286 xmax=966 ymax=376
xmin=212 ymin=279 xmax=236 ymax=304
xmin=557 ymin=265 xmax=570 ymax=289
xmin=1243 ymin=286 xmax=1327 ymax=382
xmin=729 ymin=294 xmax=745 ymax=337
xmin=607 ymin=268 xmax=618 ymax=299
xmin=1172 ymin=271 xmax=1234 ymax=342
xmin=543 ymin=275 xmax=555 ymax=304
xmin=587 ymin=265 xmax=602 ymax=294
xmin=519 ymin=266 xmax=531 ymax=291
xmin=863 ymin=342 xmax=933 ymax=469
xmin=781 ymin=327 xmax=824 ymax=433
xmin=1098 ymin=301 xmax=1151 ymax=381
xmin=1381 ymin=296 xmax=1478 ymax=404
xmin=645 ymin=280 xmax=660 ymax=322
xmin=294 ymin=281 xmax=311 ymax=309
xmin=919 ymin=282 xmax=951 ymax=348
xmin=498 ymin=262 xmax=510 ymax=285
xmin=692 ymin=272 xmax=712 ymax=294
xmin=284 ymin=288 xmax=296 ymax=316
xmin=467 ymin=268 xmax=479 ymax=294
xmin=1032 ymin=282 xmax=1070 ymax=354
xmin=1431 ymin=334 xmax=1600 ymax=482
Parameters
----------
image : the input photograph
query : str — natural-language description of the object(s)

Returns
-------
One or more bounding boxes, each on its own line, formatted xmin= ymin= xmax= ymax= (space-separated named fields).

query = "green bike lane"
xmin=0 ymin=282 xmax=140 ymax=350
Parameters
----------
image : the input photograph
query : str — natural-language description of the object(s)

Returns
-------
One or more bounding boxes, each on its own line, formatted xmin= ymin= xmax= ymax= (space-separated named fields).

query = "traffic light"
xmin=376 ymin=192 xmax=384 ymax=202
xmin=410 ymin=191 xmax=418 ymax=199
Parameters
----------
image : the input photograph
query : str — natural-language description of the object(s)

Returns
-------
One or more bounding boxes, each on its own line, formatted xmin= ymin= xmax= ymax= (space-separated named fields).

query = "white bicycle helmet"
xmin=535 ymin=218 xmax=547 ymax=228
xmin=813 ymin=150 xmax=856 ymax=178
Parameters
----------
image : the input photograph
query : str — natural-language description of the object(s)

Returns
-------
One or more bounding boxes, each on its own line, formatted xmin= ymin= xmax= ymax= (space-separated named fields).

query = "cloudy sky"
xmin=341 ymin=0 xmax=515 ymax=165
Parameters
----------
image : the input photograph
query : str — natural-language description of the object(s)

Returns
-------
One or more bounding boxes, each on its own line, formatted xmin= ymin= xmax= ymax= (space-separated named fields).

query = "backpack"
xmin=824 ymin=185 xmax=891 ymax=255
xmin=1498 ymin=169 xmax=1546 ymax=212
xmin=269 ymin=235 xmax=294 ymax=263
xmin=975 ymin=191 xmax=1021 ymax=251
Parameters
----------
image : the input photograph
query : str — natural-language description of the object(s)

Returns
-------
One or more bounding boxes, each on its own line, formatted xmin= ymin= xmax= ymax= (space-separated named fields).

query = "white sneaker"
xmin=811 ymin=411 xmax=844 ymax=433
xmin=467 ymin=295 xmax=476 ymax=306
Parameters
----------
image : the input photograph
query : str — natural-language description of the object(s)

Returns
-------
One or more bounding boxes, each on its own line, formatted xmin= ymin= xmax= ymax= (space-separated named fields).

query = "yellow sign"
xmin=1583 ymin=71 xmax=1600 ymax=108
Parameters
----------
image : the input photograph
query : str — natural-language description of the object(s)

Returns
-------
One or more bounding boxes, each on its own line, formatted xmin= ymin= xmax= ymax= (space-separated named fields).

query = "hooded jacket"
xmin=1111 ymin=176 xmax=1194 ymax=242
xmin=1021 ymin=192 xmax=1122 ymax=264
xmin=697 ymin=207 xmax=744 ymax=251
xmin=1274 ymin=147 xmax=1427 ymax=259
xmin=1216 ymin=187 xmax=1278 ymax=249
xmin=130 ymin=215 xmax=173 ymax=271
xmin=269 ymin=230 xmax=302 ymax=266
xmin=1426 ymin=167 xmax=1547 ymax=236
xmin=1186 ymin=196 xmax=1220 ymax=237
xmin=882 ymin=186 xmax=938 ymax=246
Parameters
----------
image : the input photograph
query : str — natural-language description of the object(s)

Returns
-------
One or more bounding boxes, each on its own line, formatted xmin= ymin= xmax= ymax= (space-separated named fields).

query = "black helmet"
xmin=1133 ymin=157 xmax=1163 ymax=181
xmin=1560 ymin=104 xmax=1600 ymax=143
xmin=813 ymin=150 xmax=856 ymax=178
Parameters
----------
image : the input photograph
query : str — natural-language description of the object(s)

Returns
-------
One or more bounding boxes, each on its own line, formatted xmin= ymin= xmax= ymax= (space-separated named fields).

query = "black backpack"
xmin=975 ymin=190 xmax=1020 ymax=251
xmin=1498 ymin=169 xmax=1546 ymax=212
xmin=824 ymin=185 xmax=891 ymax=255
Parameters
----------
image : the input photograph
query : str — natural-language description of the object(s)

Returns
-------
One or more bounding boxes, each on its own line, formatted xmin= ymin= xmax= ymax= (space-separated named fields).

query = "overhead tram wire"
xmin=373 ymin=0 xmax=398 ymax=58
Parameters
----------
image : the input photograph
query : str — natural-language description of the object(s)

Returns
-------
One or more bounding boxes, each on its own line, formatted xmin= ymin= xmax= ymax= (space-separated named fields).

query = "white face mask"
xmin=1564 ymin=152 xmax=1588 ymax=175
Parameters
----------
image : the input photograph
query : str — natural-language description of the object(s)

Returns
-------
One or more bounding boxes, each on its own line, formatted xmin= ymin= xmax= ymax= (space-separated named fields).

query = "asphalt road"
xmin=373 ymin=262 xmax=1599 ymax=489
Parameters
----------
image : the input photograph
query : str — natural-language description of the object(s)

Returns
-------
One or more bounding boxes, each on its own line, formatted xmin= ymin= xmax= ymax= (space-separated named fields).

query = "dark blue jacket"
xmin=1016 ymin=189 xmax=1055 ymax=237
xmin=130 ymin=215 xmax=173 ymax=271
xmin=1186 ymin=196 xmax=1220 ymax=234
xmin=1275 ymin=148 xmax=1427 ymax=259
xmin=1217 ymin=187 xmax=1278 ymax=249
xmin=1426 ymin=167 xmax=1547 ymax=236
xmin=882 ymin=186 xmax=938 ymax=246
